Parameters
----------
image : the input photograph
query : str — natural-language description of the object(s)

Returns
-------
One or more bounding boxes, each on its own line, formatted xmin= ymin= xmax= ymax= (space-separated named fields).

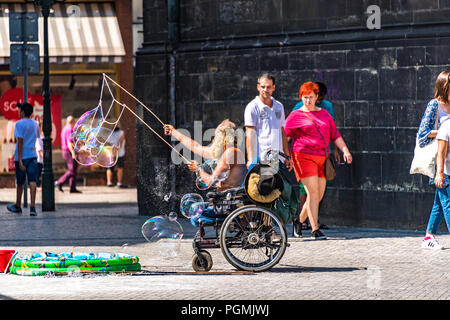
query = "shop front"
xmin=0 ymin=1 xmax=129 ymax=187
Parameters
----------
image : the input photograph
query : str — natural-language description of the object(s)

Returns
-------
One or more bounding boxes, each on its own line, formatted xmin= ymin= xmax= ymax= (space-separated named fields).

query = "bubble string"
xmin=103 ymin=73 xmax=165 ymax=126
xmin=101 ymin=74 xmax=190 ymax=164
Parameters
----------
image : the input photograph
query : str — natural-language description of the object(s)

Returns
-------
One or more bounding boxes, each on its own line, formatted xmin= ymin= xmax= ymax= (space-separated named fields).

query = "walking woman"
xmin=418 ymin=70 xmax=450 ymax=249
xmin=284 ymin=82 xmax=352 ymax=239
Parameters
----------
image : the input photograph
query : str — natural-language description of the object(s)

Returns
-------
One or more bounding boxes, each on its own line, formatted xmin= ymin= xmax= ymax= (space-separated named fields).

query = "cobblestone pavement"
xmin=1 ymin=186 xmax=450 ymax=301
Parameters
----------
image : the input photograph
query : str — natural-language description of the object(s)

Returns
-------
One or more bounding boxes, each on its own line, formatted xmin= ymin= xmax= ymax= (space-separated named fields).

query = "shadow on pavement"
xmin=270 ymin=265 xmax=364 ymax=273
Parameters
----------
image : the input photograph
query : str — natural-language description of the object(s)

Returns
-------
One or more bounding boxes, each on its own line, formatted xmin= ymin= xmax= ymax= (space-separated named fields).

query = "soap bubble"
xmin=141 ymin=215 xmax=183 ymax=243
xmin=73 ymin=108 xmax=103 ymax=141
xmin=180 ymin=193 xmax=204 ymax=219
xmin=73 ymin=138 xmax=97 ymax=166
xmin=96 ymin=144 xmax=119 ymax=167
xmin=72 ymin=106 xmax=122 ymax=168
xmin=201 ymin=159 xmax=217 ymax=174
xmin=168 ymin=211 xmax=177 ymax=221
xmin=141 ymin=214 xmax=183 ymax=259
xmin=188 ymin=202 xmax=210 ymax=220
xmin=195 ymin=176 xmax=209 ymax=190
xmin=195 ymin=159 xmax=230 ymax=190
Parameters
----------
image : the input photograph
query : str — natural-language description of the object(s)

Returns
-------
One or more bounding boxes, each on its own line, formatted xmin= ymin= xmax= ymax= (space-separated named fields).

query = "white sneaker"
xmin=422 ymin=236 xmax=444 ymax=250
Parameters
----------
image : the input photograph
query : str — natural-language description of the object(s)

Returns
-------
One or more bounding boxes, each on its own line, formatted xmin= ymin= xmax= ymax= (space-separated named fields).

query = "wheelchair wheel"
xmin=192 ymin=250 xmax=213 ymax=272
xmin=219 ymin=205 xmax=287 ymax=272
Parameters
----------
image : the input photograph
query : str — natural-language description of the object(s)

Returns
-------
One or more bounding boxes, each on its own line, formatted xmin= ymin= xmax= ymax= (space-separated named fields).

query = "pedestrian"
xmin=284 ymin=81 xmax=352 ymax=240
xmin=291 ymin=82 xmax=338 ymax=235
xmin=106 ymin=125 xmax=127 ymax=188
xmin=419 ymin=70 xmax=450 ymax=249
xmin=35 ymin=119 xmax=44 ymax=188
xmin=6 ymin=102 xmax=40 ymax=216
xmin=55 ymin=115 xmax=81 ymax=193
xmin=164 ymin=119 xmax=246 ymax=192
xmin=244 ymin=73 xmax=293 ymax=171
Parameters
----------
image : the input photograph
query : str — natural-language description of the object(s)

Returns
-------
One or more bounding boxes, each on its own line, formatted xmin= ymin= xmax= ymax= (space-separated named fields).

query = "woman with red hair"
xmin=285 ymin=81 xmax=352 ymax=239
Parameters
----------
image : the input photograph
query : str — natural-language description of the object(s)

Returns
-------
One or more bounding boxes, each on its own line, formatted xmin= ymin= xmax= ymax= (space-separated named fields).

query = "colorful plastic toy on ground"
xmin=5 ymin=251 xmax=141 ymax=276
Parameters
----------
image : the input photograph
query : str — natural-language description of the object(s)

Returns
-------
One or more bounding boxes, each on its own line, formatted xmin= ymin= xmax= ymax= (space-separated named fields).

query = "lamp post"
xmin=34 ymin=0 xmax=56 ymax=211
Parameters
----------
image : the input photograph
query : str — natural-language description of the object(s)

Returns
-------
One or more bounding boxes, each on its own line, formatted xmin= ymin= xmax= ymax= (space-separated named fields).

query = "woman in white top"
xmin=421 ymin=71 xmax=450 ymax=250
xmin=107 ymin=126 xmax=126 ymax=188
xmin=35 ymin=119 xmax=44 ymax=187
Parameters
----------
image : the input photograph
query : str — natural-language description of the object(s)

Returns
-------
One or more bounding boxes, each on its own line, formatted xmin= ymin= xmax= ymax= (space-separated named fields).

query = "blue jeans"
xmin=427 ymin=174 xmax=450 ymax=234
xmin=190 ymin=203 xmax=217 ymax=227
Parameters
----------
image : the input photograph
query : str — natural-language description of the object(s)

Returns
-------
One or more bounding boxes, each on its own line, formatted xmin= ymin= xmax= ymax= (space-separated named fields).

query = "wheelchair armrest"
xmin=206 ymin=186 xmax=245 ymax=200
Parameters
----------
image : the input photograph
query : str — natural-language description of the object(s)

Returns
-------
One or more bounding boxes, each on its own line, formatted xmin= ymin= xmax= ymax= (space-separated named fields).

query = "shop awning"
xmin=0 ymin=2 xmax=125 ymax=65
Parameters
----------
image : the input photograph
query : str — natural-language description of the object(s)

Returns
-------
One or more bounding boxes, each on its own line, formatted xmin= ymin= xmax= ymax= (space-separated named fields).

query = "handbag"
xmin=304 ymin=112 xmax=336 ymax=181
xmin=409 ymin=111 xmax=439 ymax=178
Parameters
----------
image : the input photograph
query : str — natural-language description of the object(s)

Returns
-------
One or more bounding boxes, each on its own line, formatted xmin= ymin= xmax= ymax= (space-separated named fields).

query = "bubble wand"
xmin=103 ymin=73 xmax=191 ymax=164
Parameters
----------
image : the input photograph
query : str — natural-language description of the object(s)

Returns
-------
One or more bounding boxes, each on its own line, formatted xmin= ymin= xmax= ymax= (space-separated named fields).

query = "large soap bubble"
xmin=72 ymin=105 xmax=123 ymax=168
xmin=180 ymin=193 xmax=204 ymax=219
xmin=141 ymin=213 xmax=183 ymax=259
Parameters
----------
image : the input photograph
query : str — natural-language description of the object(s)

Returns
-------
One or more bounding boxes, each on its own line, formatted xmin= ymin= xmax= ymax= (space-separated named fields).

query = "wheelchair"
xmin=188 ymin=151 xmax=300 ymax=272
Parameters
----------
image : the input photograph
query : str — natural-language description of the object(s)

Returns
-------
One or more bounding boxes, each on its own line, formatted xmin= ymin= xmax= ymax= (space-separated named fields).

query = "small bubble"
xmin=168 ymin=212 xmax=177 ymax=221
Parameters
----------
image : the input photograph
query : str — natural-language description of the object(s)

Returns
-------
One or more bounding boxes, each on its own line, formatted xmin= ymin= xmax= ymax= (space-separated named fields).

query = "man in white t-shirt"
xmin=6 ymin=102 xmax=40 ymax=216
xmin=244 ymin=73 xmax=292 ymax=169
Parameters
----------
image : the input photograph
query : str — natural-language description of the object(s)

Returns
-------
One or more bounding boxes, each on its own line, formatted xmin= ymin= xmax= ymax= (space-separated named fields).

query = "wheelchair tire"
xmin=219 ymin=205 xmax=287 ymax=272
xmin=192 ymin=250 xmax=213 ymax=272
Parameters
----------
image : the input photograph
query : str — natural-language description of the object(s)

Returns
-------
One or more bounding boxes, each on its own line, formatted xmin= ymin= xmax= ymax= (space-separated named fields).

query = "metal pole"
xmin=40 ymin=1 xmax=55 ymax=211
xmin=22 ymin=12 xmax=28 ymax=208
xmin=168 ymin=0 xmax=178 ymax=213
xmin=22 ymin=13 xmax=28 ymax=103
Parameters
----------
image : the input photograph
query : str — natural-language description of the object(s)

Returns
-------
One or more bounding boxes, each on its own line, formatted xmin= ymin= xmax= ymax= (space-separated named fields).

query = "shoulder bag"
xmin=304 ymin=112 xmax=336 ymax=181
xmin=409 ymin=109 xmax=439 ymax=178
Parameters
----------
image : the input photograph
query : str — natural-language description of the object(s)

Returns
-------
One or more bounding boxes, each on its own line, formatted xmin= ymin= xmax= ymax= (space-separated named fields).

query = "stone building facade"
xmin=135 ymin=0 xmax=450 ymax=229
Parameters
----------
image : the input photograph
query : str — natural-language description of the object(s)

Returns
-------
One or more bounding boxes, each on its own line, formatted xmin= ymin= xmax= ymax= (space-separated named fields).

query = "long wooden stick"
xmin=120 ymin=102 xmax=191 ymax=164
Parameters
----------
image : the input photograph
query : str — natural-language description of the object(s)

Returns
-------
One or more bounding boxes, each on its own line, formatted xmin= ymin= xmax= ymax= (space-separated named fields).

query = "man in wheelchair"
xmin=164 ymin=120 xmax=296 ymax=230
xmin=164 ymin=120 xmax=247 ymax=225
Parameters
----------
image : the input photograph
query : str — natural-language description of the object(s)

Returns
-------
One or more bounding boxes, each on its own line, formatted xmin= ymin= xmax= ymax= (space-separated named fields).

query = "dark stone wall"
xmin=135 ymin=0 xmax=450 ymax=229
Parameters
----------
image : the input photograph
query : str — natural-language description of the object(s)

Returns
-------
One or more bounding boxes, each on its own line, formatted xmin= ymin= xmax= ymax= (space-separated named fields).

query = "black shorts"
xmin=107 ymin=156 xmax=125 ymax=170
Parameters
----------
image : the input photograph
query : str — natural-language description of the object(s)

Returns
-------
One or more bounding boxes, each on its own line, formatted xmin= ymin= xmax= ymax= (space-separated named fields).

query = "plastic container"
xmin=0 ymin=250 xmax=17 ymax=273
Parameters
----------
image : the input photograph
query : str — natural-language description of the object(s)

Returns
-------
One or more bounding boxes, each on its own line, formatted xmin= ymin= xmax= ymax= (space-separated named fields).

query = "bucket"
xmin=0 ymin=250 xmax=17 ymax=273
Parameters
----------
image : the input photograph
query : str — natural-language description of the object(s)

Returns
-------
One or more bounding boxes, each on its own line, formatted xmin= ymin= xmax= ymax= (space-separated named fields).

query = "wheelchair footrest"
xmin=194 ymin=237 xmax=220 ymax=249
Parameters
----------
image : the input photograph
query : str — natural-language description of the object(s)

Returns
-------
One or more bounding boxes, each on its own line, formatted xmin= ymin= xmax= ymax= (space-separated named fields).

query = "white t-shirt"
xmin=35 ymin=136 xmax=43 ymax=164
xmin=14 ymin=118 xmax=40 ymax=161
xmin=438 ymin=106 xmax=450 ymax=127
xmin=436 ymin=119 xmax=450 ymax=175
xmin=244 ymin=96 xmax=286 ymax=159
xmin=110 ymin=129 xmax=126 ymax=157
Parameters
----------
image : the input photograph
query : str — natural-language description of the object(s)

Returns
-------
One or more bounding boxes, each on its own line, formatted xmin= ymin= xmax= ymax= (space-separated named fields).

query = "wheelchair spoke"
xmin=220 ymin=206 xmax=287 ymax=271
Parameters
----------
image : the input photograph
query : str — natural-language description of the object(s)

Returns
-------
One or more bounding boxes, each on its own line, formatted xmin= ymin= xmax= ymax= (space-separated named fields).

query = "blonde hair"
xmin=209 ymin=119 xmax=238 ymax=159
